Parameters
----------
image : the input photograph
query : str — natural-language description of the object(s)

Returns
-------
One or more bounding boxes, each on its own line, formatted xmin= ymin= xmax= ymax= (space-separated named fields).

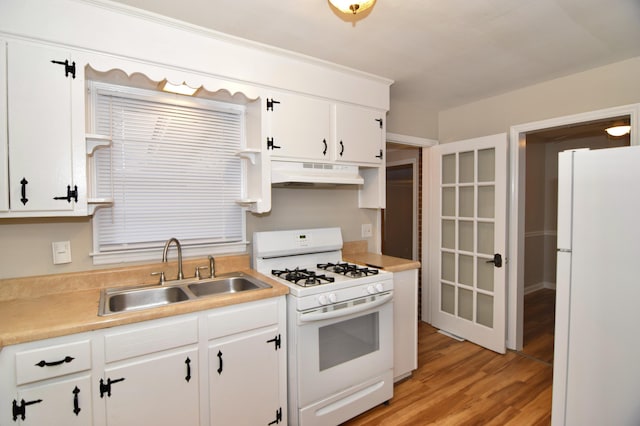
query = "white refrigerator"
xmin=552 ymin=146 xmax=640 ymax=426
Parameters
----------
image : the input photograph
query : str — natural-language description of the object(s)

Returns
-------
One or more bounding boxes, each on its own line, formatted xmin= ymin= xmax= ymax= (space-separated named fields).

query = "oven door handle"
xmin=299 ymin=293 xmax=393 ymax=323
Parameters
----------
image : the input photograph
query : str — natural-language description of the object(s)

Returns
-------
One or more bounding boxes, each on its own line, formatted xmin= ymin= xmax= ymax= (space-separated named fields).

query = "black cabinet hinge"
xmin=51 ymin=59 xmax=76 ymax=79
xmin=266 ymin=334 xmax=281 ymax=350
xmin=375 ymin=118 xmax=383 ymax=129
xmin=267 ymin=138 xmax=281 ymax=150
xmin=12 ymin=398 xmax=42 ymax=421
xmin=99 ymin=377 xmax=125 ymax=398
xmin=53 ymin=185 xmax=78 ymax=203
xmin=266 ymin=98 xmax=280 ymax=111
xmin=268 ymin=407 xmax=283 ymax=425
xmin=375 ymin=149 xmax=383 ymax=160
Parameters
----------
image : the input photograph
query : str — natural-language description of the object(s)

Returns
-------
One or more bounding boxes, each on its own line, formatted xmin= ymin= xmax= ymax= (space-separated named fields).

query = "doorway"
xmin=509 ymin=106 xmax=637 ymax=354
xmin=383 ymin=162 xmax=416 ymax=259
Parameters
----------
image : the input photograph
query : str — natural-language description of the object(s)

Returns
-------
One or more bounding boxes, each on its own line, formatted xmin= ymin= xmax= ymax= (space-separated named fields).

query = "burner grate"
xmin=317 ymin=262 xmax=379 ymax=278
xmin=272 ymin=268 xmax=335 ymax=287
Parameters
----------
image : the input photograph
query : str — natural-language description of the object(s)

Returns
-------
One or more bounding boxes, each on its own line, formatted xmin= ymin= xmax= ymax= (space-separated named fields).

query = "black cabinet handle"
xmin=72 ymin=386 xmax=81 ymax=416
xmin=185 ymin=357 xmax=192 ymax=382
xmin=217 ymin=350 xmax=223 ymax=375
xmin=20 ymin=178 xmax=28 ymax=205
xmin=35 ymin=355 xmax=75 ymax=367
xmin=339 ymin=141 xmax=344 ymax=157
xmin=486 ymin=253 xmax=503 ymax=268
xmin=375 ymin=149 xmax=383 ymax=159
xmin=322 ymin=139 xmax=327 ymax=156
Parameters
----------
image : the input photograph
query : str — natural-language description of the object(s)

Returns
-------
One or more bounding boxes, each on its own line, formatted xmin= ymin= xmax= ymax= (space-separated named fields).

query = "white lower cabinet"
xmin=14 ymin=375 xmax=93 ymax=426
xmin=102 ymin=347 xmax=199 ymax=426
xmin=209 ymin=328 xmax=281 ymax=426
xmin=392 ymin=269 xmax=418 ymax=382
xmin=0 ymin=297 xmax=286 ymax=426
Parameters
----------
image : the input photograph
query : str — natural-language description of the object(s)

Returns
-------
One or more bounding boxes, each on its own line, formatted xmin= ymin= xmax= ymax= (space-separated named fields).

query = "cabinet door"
xmin=13 ymin=375 xmax=92 ymax=426
xmin=103 ymin=347 xmax=199 ymax=426
xmin=209 ymin=327 xmax=282 ymax=426
xmin=267 ymin=93 xmax=331 ymax=161
xmin=7 ymin=41 xmax=75 ymax=212
xmin=0 ymin=40 xmax=7 ymax=212
xmin=335 ymin=104 xmax=384 ymax=165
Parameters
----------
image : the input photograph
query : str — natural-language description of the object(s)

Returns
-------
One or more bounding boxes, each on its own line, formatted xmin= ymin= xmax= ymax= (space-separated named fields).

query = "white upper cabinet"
xmin=266 ymin=92 xmax=331 ymax=161
xmin=265 ymin=91 xmax=385 ymax=166
xmin=1 ymin=40 xmax=86 ymax=216
xmin=335 ymin=103 xmax=385 ymax=165
xmin=0 ymin=40 xmax=7 ymax=212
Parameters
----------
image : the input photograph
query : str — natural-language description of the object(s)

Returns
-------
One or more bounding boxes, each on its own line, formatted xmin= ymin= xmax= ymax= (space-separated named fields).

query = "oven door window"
xmin=319 ymin=312 xmax=379 ymax=371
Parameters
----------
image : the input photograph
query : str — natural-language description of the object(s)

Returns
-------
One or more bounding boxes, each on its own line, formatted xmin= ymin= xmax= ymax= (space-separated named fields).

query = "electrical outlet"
xmin=361 ymin=223 xmax=373 ymax=238
xmin=52 ymin=241 xmax=72 ymax=264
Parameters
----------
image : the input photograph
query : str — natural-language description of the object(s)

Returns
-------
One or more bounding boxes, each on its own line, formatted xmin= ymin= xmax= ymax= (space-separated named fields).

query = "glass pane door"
xmin=430 ymin=134 xmax=507 ymax=354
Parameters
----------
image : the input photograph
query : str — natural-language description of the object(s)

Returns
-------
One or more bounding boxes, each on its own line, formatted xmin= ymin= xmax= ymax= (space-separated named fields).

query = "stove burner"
xmin=317 ymin=262 xmax=379 ymax=278
xmin=271 ymin=268 xmax=335 ymax=287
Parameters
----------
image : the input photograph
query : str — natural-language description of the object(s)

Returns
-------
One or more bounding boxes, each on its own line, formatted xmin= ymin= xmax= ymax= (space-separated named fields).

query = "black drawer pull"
xmin=35 ymin=355 xmax=75 ymax=367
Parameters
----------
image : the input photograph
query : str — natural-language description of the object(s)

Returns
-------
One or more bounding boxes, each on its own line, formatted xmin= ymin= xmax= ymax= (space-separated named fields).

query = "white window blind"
xmin=91 ymin=83 xmax=245 ymax=262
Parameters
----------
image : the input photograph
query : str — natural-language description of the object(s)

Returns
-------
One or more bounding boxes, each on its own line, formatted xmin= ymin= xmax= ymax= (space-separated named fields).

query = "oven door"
xmin=296 ymin=291 xmax=394 ymax=408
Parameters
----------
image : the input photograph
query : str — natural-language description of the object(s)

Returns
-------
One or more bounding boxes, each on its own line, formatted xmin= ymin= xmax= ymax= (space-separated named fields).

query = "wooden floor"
xmin=342 ymin=306 xmax=554 ymax=425
xmin=521 ymin=288 xmax=556 ymax=364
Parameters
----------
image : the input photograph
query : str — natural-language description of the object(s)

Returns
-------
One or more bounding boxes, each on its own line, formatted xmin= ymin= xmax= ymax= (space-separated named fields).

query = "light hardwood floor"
xmin=522 ymin=288 xmax=556 ymax=364
xmin=342 ymin=320 xmax=553 ymax=425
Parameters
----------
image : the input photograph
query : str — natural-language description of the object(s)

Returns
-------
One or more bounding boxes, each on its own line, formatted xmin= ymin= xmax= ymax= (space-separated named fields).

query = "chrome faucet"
xmin=208 ymin=255 xmax=215 ymax=278
xmin=162 ymin=237 xmax=184 ymax=280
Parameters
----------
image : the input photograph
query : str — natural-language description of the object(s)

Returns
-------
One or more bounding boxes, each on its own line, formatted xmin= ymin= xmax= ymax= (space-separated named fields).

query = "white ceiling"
xmin=111 ymin=0 xmax=640 ymax=113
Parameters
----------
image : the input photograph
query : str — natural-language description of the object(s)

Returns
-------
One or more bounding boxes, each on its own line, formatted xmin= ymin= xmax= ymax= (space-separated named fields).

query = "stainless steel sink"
xmin=104 ymin=286 xmax=191 ymax=314
xmin=188 ymin=275 xmax=269 ymax=297
xmin=98 ymin=272 xmax=271 ymax=316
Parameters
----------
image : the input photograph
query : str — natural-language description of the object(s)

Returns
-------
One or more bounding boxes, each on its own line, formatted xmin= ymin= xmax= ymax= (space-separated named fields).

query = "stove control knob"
xmin=366 ymin=285 xmax=376 ymax=295
xmin=318 ymin=295 xmax=329 ymax=305
xmin=375 ymin=283 xmax=384 ymax=293
xmin=329 ymin=293 xmax=337 ymax=303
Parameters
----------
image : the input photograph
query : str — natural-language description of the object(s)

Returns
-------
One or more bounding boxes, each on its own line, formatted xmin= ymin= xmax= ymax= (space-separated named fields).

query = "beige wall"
xmin=0 ymin=187 xmax=378 ymax=279
xmin=438 ymin=56 xmax=640 ymax=143
xmin=387 ymin=98 xmax=439 ymax=140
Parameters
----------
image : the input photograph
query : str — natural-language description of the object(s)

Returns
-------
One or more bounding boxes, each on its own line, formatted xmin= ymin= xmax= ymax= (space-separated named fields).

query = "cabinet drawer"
xmin=104 ymin=316 xmax=198 ymax=363
xmin=16 ymin=340 xmax=91 ymax=385
xmin=207 ymin=299 xmax=278 ymax=340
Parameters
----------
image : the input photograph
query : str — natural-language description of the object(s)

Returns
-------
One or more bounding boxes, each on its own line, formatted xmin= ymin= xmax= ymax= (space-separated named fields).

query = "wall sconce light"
xmin=329 ymin=0 xmax=376 ymax=14
xmin=605 ymin=125 xmax=631 ymax=137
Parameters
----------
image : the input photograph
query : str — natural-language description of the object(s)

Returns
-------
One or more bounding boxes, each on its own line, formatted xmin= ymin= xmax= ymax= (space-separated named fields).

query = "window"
xmin=89 ymin=82 xmax=247 ymax=264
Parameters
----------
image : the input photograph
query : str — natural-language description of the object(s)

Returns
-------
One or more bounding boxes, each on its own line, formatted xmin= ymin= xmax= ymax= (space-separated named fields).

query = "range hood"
xmin=271 ymin=160 xmax=364 ymax=186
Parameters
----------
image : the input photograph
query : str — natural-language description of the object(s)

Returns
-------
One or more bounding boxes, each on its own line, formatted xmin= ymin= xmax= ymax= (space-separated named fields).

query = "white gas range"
xmin=253 ymin=227 xmax=394 ymax=426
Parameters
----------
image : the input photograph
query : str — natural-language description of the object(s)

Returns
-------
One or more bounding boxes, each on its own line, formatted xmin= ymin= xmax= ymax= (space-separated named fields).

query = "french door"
xmin=429 ymin=134 xmax=507 ymax=353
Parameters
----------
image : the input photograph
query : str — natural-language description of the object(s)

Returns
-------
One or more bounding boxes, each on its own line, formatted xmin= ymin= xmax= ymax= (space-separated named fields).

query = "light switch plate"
xmin=361 ymin=223 xmax=373 ymax=238
xmin=52 ymin=241 xmax=72 ymax=264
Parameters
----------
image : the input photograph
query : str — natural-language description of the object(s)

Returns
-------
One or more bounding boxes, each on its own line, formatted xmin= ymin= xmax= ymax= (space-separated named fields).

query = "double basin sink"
xmin=99 ymin=272 xmax=271 ymax=316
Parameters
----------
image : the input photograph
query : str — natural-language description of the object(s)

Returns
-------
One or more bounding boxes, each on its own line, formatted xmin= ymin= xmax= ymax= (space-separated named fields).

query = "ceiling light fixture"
xmin=160 ymin=80 xmax=199 ymax=96
xmin=605 ymin=125 xmax=631 ymax=137
xmin=329 ymin=0 xmax=376 ymax=14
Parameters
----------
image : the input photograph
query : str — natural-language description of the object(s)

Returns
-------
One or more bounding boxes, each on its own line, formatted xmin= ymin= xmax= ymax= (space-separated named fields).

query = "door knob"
xmin=486 ymin=253 xmax=503 ymax=268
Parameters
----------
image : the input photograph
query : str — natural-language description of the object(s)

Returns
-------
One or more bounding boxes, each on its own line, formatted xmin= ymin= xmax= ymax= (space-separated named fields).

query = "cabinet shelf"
xmin=86 ymin=133 xmax=112 ymax=155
